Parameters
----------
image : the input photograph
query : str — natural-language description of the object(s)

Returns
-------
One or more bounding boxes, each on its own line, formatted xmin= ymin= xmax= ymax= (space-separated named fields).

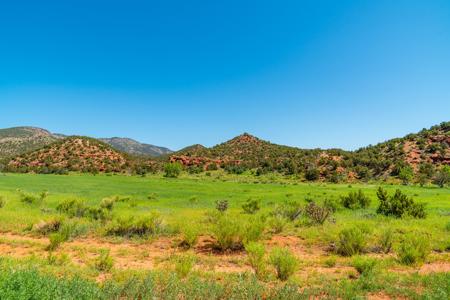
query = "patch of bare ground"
xmin=367 ymin=292 xmax=408 ymax=300
xmin=1 ymin=232 xmax=449 ymax=277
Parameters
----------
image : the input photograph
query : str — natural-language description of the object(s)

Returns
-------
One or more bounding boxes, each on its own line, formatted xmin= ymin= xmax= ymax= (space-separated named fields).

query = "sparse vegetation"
xmin=340 ymin=190 xmax=371 ymax=209
xmin=397 ymin=233 xmax=430 ymax=265
xmin=269 ymin=247 xmax=298 ymax=281
xmin=336 ymin=227 xmax=367 ymax=256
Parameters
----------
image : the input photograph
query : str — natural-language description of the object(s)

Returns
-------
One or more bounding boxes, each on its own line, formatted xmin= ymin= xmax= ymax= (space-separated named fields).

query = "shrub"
xmin=179 ymin=224 xmax=199 ymax=249
xmin=56 ymin=198 xmax=88 ymax=217
xmin=305 ymin=168 xmax=320 ymax=181
xmin=47 ymin=232 xmax=68 ymax=251
xmin=397 ymin=234 xmax=430 ymax=265
xmin=323 ymin=198 xmax=339 ymax=212
xmin=433 ymin=165 xmax=450 ymax=188
xmin=100 ymin=197 xmax=116 ymax=211
xmin=352 ymin=256 xmax=377 ymax=275
xmin=242 ymin=198 xmax=260 ymax=214
xmin=32 ymin=218 xmax=63 ymax=235
xmin=267 ymin=215 xmax=287 ymax=234
xmin=323 ymin=256 xmax=337 ymax=268
xmin=398 ymin=166 xmax=414 ymax=185
xmin=336 ymin=227 xmax=367 ymax=256
xmin=95 ymin=249 xmax=114 ymax=272
xmin=174 ymin=254 xmax=196 ymax=278
xmin=340 ymin=190 xmax=371 ymax=209
xmin=378 ymin=228 xmax=394 ymax=254
xmin=164 ymin=162 xmax=182 ymax=178
xmin=376 ymin=187 xmax=426 ymax=219
xmin=211 ymin=215 xmax=263 ymax=251
xmin=304 ymin=202 xmax=332 ymax=225
xmin=271 ymin=199 xmax=302 ymax=221
xmin=269 ymin=247 xmax=298 ymax=281
xmin=105 ymin=213 xmax=164 ymax=237
xmin=0 ymin=195 xmax=6 ymax=208
xmin=245 ymin=242 xmax=266 ymax=279
xmin=211 ymin=215 xmax=243 ymax=251
xmin=20 ymin=190 xmax=48 ymax=205
xmin=215 ymin=200 xmax=229 ymax=213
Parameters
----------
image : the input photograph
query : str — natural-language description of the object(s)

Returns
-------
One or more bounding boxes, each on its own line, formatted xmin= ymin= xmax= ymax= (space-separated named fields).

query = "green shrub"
xmin=245 ymin=242 xmax=266 ymax=279
xmin=323 ymin=198 xmax=339 ymax=212
xmin=397 ymin=233 xmax=430 ymax=265
xmin=0 ymin=195 xmax=6 ymax=208
xmin=269 ymin=247 xmax=298 ymax=281
xmin=378 ymin=228 xmax=394 ymax=254
xmin=304 ymin=202 xmax=332 ymax=225
xmin=267 ymin=215 xmax=287 ymax=234
xmin=95 ymin=249 xmax=114 ymax=272
xmin=446 ymin=221 xmax=450 ymax=232
xmin=211 ymin=215 xmax=243 ymax=251
xmin=352 ymin=256 xmax=377 ymax=275
xmin=164 ymin=162 xmax=182 ymax=178
xmin=56 ymin=198 xmax=88 ymax=217
xmin=211 ymin=215 xmax=263 ymax=251
xmin=100 ymin=197 xmax=115 ymax=211
xmin=20 ymin=190 xmax=48 ymax=205
xmin=47 ymin=232 xmax=67 ymax=251
xmin=215 ymin=199 xmax=229 ymax=213
xmin=105 ymin=213 xmax=164 ymax=237
xmin=179 ymin=224 xmax=199 ymax=249
xmin=174 ymin=254 xmax=196 ymax=278
xmin=242 ymin=198 xmax=260 ymax=214
xmin=336 ymin=227 xmax=367 ymax=256
xmin=323 ymin=256 xmax=337 ymax=268
xmin=377 ymin=187 xmax=426 ymax=219
xmin=398 ymin=166 xmax=414 ymax=185
xmin=340 ymin=190 xmax=371 ymax=209
xmin=271 ymin=199 xmax=302 ymax=221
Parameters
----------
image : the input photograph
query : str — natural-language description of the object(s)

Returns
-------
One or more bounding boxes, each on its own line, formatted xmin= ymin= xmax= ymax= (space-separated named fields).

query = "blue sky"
xmin=1 ymin=0 xmax=449 ymax=150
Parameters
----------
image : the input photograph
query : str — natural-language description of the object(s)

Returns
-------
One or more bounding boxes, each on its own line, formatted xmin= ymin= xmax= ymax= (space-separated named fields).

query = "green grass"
xmin=0 ymin=172 xmax=449 ymax=299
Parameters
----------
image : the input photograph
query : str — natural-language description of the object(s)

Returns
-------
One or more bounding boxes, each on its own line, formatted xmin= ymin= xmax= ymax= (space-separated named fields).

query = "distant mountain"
xmin=100 ymin=137 xmax=172 ymax=157
xmin=0 ymin=127 xmax=61 ymax=159
xmin=5 ymin=136 xmax=129 ymax=173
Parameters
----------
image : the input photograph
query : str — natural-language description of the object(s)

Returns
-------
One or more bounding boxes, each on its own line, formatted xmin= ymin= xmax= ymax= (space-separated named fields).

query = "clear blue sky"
xmin=1 ymin=0 xmax=449 ymax=150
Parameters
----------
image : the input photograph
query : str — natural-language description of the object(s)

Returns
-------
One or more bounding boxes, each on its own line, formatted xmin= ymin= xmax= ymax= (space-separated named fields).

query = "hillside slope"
xmin=4 ymin=136 xmax=129 ymax=173
xmin=100 ymin=137 xmax=172 ymax=157
xmin=0 ymin=127 xmax=60 ymax=159
xmin=170 ymin=122 xmax=449 ymax=180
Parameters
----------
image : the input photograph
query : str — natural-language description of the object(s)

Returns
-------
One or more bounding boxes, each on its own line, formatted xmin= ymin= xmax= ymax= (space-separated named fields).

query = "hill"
xmin=4 ymin=136 xmax=129 ymax=173
xmin=170 ymin=122 xmax=449 ymax=181
xmin=100 ymin=137 xmax=172 ymax=157
xmin=0 ymin=127 xmax=61 ymax=159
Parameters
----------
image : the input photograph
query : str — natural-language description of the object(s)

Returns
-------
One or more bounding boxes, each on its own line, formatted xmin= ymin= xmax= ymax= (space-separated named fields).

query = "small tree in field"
xmin=398 ymin=166 xmax=414 ymax=185
xmin=164 ymin=162 xmax=182 ymax=178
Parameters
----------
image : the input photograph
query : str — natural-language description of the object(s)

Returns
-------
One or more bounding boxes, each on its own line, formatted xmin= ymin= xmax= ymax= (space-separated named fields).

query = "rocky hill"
xmin=0 ymin=127 xmax=61 ymax=159
xmin=100 ymin=137 xmax=172 ymax=157
xmin=170 ymin=122 xmax=449 ymax=181
xmin=4 ymin=136 xmax=129 ymax=173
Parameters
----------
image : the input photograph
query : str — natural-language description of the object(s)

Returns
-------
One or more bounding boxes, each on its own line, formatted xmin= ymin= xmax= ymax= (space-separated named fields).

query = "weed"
xmin=352 ymin=256 xmax=377 ymax=275
xmin=174 ymin=254 xmax=196 ymax=278
xmin=397 ymin=233 xmax=430 ymax=265
xmin=179 ymin=224 xmax=199 ymax=249
xmin=378 ymin=228 xmax=394 ymax=254
xmin=269 ymin=247 xmax=298 ymax=281
xmin=336 ymin=227 xmax=367 ymax=256
xmin=215 ymin=199 xmax=229 ymax=213
xmin=245 ymin=242 xmax=266 ymax=279
xmin=95 ymin=249 xmax=114 ymax=272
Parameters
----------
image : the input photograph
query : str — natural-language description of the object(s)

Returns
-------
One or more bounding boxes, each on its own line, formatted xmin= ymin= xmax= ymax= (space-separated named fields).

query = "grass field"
xmin=0 ymin=172 xmax=449 ymax=299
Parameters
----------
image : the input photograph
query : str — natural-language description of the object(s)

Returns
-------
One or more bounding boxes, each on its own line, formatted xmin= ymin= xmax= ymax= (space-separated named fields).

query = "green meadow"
xmin=0 ymin=172 xmax=449 ymax=299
